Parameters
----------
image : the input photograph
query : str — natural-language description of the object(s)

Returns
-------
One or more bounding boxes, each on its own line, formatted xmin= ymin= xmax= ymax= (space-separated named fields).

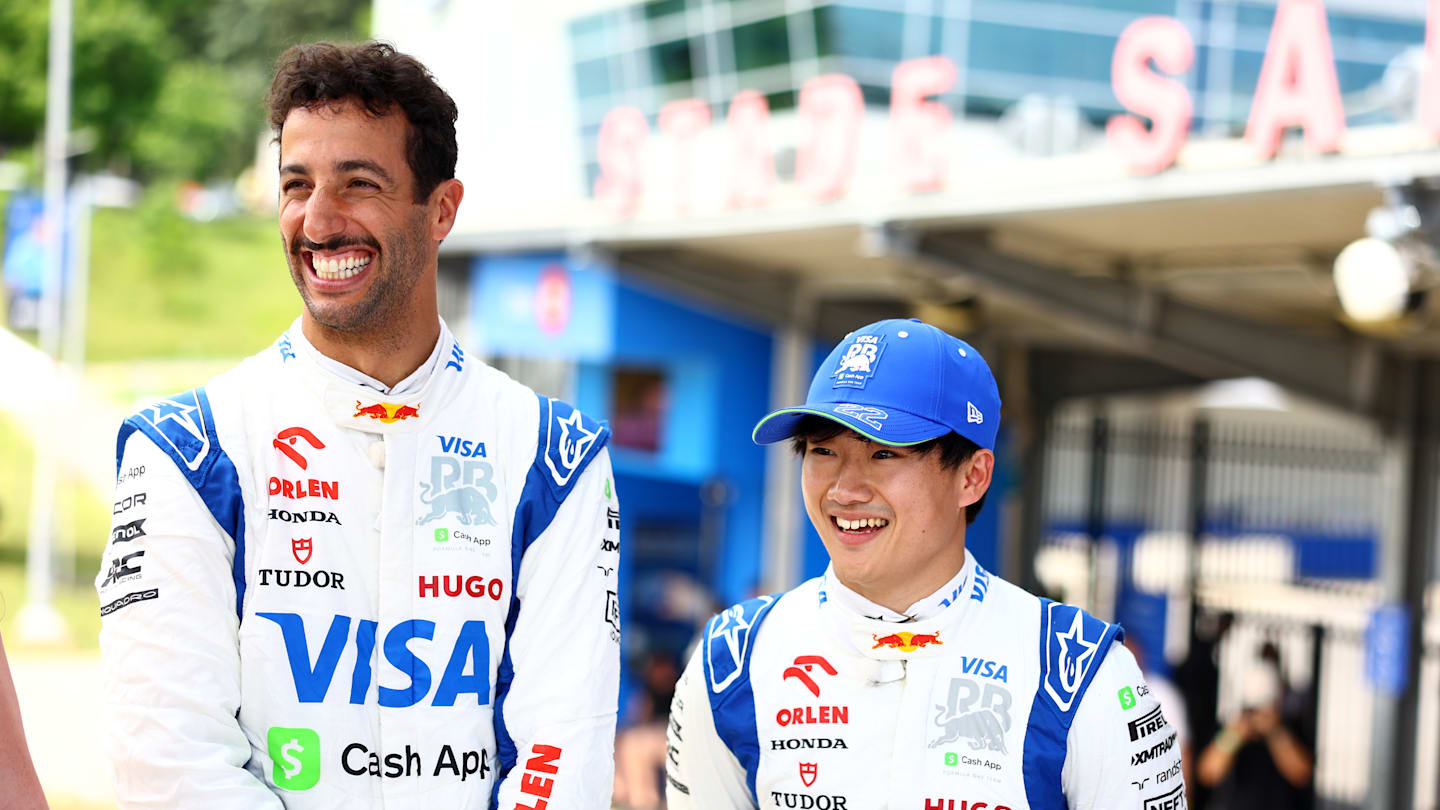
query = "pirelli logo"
xmin=1127 ymin=705 xmax=1167 ymax=741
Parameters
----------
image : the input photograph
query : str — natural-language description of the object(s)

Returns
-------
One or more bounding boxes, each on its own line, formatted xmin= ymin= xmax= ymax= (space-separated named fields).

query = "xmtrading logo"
xmin=268 ymin=726 xmax=321 ymax=791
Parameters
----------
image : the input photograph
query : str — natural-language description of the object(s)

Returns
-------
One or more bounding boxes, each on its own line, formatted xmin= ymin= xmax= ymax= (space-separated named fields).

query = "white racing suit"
xmin=96 ymin=320 xmax=622 ymax=809
xmin=666 ymin=553 xmax=1186 ymax=809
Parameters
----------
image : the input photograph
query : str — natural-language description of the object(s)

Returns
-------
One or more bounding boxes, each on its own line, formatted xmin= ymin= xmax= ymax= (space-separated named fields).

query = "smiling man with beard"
xmin=95 ymin=42 xmax=621 ymax=809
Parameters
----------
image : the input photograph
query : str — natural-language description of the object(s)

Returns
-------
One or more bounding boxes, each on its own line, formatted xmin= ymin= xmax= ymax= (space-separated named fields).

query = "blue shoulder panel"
xmin=1021 ymin=599 xmax=1124 ymax=810
xmin=115 ymin=388 xmax=247 ymax=617
xmin=490 ymin=393 xmax=611 ymax=809
xmin=702 ymin=595 xmax=780 ymax=802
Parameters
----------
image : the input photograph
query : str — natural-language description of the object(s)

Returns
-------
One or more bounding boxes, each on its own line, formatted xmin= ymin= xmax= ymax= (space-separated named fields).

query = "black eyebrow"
xmin=277 ymin=160 xmax=394 ymax=185
xmin=336 ymin=159 xmax=394 ymax=184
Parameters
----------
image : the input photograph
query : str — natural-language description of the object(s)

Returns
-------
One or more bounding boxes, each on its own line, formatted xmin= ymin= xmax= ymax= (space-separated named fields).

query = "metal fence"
xmin=1033 ymin=397 xmax=1440 ymax=809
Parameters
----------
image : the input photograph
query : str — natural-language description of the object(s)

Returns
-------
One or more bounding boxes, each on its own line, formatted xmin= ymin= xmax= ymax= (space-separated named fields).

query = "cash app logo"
xmin=268 ymin=726 xmax=320 ymax=791
xmin=944 ymin=751 xmax=959 ymax=767
xmin=434 ymin=528 xmax=449 ymax=543
xmin=1118 ymin=686 xmax=1136 ymax=710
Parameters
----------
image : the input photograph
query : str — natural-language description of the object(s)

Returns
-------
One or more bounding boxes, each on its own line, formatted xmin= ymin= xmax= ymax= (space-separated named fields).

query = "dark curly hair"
xmin=266 ymin=41 xmax=458 ymax=202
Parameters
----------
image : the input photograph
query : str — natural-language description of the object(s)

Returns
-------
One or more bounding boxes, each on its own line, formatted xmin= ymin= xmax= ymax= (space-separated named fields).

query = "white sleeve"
xmin=493 ymin=448 xmax=620 ymax=809
xmin=665 ymin=643 xmax=755 ymax=810
xmin=96 ymin=433 xmax=281 ymax=809
xmin=1062 ymin=643 xmax=1186 ymax=809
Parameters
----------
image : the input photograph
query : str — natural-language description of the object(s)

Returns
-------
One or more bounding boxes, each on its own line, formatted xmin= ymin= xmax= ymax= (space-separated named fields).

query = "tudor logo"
xmin=799 ymin=762 xmax=817 ymax=787
xmin=274 ymin=427 xmax=325 ymax=469
xmin=292 ymin=538 xmax=313 ymax=565
xmin=354 ymin=401 xmax=421 ymax=423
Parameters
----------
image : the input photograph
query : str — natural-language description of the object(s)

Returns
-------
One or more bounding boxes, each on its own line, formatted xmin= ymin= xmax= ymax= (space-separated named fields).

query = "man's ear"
xmin=957 ymin=449 xmax=995 ymax=510
xmin=428 ymin=178 xmax=464 ymax=241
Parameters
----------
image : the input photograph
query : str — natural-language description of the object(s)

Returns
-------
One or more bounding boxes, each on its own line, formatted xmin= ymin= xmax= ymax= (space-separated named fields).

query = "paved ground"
xmin=10 ymin=650 xmax=114 ymax=809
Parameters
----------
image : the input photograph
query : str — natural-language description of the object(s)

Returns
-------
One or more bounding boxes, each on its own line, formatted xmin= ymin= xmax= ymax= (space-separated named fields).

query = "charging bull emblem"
xmin=353 ymin=400 xmax=421 ymax=424
xmin=928 ymin=677 xmax=1012 ymax=754
xmin=416 ymin=456 xmax=499 ymax=526
xmin=832 ymin=334 xmax=884 ymax=388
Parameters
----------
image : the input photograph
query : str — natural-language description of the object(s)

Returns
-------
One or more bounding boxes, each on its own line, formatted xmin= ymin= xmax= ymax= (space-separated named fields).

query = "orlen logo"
xmin=871 ymin=631 xmax=942 ymax=652
xmin=274 ymin=427 xmax=324 ymax=469
xmin=516 ymin=743 xmax=562 ymax=810
xmin=782 ymin=655 xmax=837 ymax=698
xmin=258 ymin=612 xmax=489 ymax=707
xmin=418 ymin=575 xmax=504 ymax=601
xmin=269 ymin=477 xmax=340 ymax=500
xmin=354 ymin=401 xmax=420 ymax=423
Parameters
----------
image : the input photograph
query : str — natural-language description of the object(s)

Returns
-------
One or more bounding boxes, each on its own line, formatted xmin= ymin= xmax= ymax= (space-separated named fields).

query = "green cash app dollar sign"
xmin=435 ymin=528 xmax=449 ymax=543
xmin=1117 ymin=686 xmax=1136 ymax=710
xmin=268 ymin=726 xmax=321 ymax=790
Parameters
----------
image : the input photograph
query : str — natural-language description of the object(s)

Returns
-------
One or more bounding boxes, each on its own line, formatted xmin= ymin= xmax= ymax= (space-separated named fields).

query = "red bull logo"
xmin=353 ymin=401 xmax=421 ymax=423
xmin=871 ymin=631 xmax=943 ymax=652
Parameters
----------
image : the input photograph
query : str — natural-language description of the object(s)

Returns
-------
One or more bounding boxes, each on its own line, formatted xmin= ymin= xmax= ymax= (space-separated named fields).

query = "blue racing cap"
xmin=752 ymin=318 xmax=1001 ymax=450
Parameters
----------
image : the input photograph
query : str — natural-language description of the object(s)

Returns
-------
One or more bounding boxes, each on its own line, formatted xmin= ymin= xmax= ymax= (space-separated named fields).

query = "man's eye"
xmin=351 ymin=179 xmax=378 ymax=189
xmin=282 ymin=180 xmax=309 ymax=192
xmin=808 ymin=445 xmax=835 ymax=456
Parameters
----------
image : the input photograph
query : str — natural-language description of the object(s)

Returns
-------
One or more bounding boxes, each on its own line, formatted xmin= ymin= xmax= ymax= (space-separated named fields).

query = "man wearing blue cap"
xmin=665 ymin=319 xmax=1185 ymax=809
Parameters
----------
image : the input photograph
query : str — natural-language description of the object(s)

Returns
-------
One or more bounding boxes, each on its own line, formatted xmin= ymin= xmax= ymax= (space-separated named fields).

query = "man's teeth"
xmin=313 ymin=255 xmax=373 ymax=280
xmin=836 ymin=517 xmax=888 ymax=531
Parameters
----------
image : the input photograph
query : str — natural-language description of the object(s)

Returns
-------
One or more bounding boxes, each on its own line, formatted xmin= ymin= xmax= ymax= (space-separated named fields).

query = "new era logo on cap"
xmin=967 ymin=402 xmax=983 ymax=424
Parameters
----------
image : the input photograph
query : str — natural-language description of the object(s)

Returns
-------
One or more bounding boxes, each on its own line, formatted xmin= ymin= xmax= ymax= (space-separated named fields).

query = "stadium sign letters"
xmin=594 ymin=0 xmax=1439 ymax=217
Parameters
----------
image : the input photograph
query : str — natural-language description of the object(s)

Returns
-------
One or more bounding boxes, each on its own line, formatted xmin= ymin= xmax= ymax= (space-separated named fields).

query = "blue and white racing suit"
xmin=665 ymin=553 xmax=1186 ymax=809
xmin=96 ymin=319 xmax=622 ymax=809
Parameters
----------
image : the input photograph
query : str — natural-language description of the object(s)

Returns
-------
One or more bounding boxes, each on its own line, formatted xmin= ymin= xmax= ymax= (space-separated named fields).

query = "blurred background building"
xmin=4 ymin=0 xmax=1440 ymax=807
xmin=367 ymin=1 xmax=1440 ymax=807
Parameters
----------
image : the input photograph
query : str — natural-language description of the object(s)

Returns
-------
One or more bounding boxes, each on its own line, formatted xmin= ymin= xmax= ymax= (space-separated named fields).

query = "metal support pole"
xmin=760 ymin=298 xmax=813 ymax=594
xmin=19 ymin=0 xmax=73 ymax=643
xmin=1186 ymin=418 xmax=1211 ymax=653
xmin=1392 ymin=359 xmax=1439 ymax=809
xmin=1369 ymin=358 xmax=1432 ymax=810
xmin=1012 ymin=400 xmax=1052 ymax=596
xmin=1086 ymin=407 xmax=1109 ymax=614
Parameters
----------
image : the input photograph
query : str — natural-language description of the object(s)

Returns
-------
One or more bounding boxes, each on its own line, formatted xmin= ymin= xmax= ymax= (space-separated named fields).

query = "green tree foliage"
xmin=0 ymin=0 xmax=368 ymax=182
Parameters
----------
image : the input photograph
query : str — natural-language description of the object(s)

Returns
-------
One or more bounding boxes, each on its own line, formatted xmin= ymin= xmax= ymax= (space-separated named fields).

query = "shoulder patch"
xmin=703 ymin=595 xmax=779 ymax=694
xmin=536 ymin=395 xmax=609 ymax=495
xmin=121 ymin=389 xmax=221 ymax=475
xmin=117 ymin=387 xmax=248 ymax=616
xmin=1038 ymin=600 xmax=1123 ymax=714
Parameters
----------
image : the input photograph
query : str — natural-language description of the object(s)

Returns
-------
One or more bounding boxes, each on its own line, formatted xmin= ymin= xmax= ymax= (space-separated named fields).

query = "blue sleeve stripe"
xmin=1022 ymin=599 xmax=1123 ymax=809
xmin=701 ymin=595 xmax=779 ymax=802
xmin=490 ymin=393 xmax=610 ymax=809
xmin=116 ymin=387 xmax=247 ymax=617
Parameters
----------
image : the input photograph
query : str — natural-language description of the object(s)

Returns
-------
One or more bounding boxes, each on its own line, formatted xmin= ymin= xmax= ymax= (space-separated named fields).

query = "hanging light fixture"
xmin=1333 ymin=182 xmax=1437 ymax=325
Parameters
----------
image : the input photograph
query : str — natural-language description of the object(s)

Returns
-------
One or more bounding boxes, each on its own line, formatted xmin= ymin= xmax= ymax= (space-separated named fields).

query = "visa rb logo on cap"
xmin=832 ymin=334 xmax=884 ymax=388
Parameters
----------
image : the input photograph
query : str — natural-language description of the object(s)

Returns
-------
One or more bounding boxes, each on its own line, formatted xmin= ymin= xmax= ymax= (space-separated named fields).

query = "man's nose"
xmin=827 ymin=458 xmax=872 ymax=504
xmin=302 ymin=186 xmax=346 ymax=244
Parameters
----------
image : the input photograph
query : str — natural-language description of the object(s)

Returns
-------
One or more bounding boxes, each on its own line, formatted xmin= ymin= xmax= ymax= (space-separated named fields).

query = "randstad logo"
xmin=268 ymin=726 xmax=320 ymax=791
